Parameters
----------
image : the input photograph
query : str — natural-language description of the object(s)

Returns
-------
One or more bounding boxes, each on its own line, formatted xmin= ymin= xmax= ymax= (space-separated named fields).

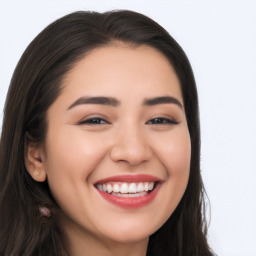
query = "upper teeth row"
xmin=96 ymin=182 xmax=155 ymax=194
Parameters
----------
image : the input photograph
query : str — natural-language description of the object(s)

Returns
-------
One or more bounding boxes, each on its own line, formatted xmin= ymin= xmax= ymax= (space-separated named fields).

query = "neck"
xmin=68 ymin=238 xmax=149 ymax=256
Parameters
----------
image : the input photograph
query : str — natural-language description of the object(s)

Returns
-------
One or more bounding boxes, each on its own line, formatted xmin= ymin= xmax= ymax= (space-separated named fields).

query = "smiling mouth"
xmin=96 ymin=181 xmax=156 ymax=198
xmin=94 ymin=175 xmax=162 ymax=208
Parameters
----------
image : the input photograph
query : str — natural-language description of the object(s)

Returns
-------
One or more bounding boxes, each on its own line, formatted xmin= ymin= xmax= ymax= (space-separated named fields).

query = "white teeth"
xmin=107 ymin=184 xmax=112 ymax=193
xmin=112 ymin=191 xmax=148 ymax=198
xmin=128 ymin=183 xmax=137 ymax=193
xmin=137 ymin=182 xmax=144 ymax=192
xmin=113 ymin=184 xmax=119 ymax=193
xmin=97 ymin=181 xmax=155 ymax=194
xmin=148 ymin=182 xmax=154 ymax=190
xmin=120 ymin=183 xmax=128 ymax=193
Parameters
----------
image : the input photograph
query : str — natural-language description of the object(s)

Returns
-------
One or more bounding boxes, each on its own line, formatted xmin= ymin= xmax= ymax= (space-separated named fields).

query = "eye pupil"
xmin=153 ymin=118 xmax=165 ymax=124
xmin=92 ymin=118 xmax=102 ymax=124
xmin=146 ymin=117 xmax=177 ymax=125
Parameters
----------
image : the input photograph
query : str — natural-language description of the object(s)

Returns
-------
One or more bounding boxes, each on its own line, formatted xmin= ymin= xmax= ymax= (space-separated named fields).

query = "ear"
xmin=24 ymin=135 xmax=47 ymax=182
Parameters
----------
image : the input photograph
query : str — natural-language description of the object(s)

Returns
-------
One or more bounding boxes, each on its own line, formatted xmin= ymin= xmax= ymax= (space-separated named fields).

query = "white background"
xmin=0 ymin=1 xmax=255 ymax=255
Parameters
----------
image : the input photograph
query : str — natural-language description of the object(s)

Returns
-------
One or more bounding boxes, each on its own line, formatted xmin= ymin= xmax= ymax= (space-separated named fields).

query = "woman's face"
xmin=34 ymin=44 xmax=191 ymax=245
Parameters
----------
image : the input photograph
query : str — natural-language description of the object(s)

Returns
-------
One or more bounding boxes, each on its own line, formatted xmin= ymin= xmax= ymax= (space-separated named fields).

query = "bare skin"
xmin=26 ymin=43 xmax=191 ymax=256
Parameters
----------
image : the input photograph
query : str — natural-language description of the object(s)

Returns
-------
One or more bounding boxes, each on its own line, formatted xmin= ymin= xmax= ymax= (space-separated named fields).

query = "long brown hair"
xmin=0 ymin=10 xmax=213 ymax=255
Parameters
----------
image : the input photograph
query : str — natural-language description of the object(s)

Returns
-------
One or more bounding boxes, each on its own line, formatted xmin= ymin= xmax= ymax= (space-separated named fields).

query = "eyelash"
xmin=78 ymin=118 xmax=110 ymax=125
xmin=78 ymin=117 xmax=178 ymax=125
xmin=146 ymin=117 xmax=178 ymax=125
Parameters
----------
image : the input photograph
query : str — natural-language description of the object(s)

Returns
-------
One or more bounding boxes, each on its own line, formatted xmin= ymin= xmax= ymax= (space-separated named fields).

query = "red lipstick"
xmin=95 ymin=174 xmax=163 ymax=209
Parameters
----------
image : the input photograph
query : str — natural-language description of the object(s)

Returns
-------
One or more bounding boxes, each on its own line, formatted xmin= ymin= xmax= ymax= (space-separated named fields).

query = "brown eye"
xmin=146 ymin=117 xmax=178 ymax=125
xmin=78 ymin=118 xmax=110 ymax=125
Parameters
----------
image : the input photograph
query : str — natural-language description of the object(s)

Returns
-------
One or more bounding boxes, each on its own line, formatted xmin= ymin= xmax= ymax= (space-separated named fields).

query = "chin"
xmin=99 ymin=223 xmax=158 ymax=244
xmin=108 ymin=232 xmax=150 ymax=244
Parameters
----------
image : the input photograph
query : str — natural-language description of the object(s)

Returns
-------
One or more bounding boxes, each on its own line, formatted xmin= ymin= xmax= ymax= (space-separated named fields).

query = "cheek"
xmin=153 ymin=127 xmax=191 ymax=213
xmin=45 ymin=127 xmax=108 ymax=174
xmin=43 ymin=127 xmax=108 ymax=202
xmin=166 ymin=130 xmax=191 ymax=191
xmin=156 ymin=127 xmax=191 ymax=175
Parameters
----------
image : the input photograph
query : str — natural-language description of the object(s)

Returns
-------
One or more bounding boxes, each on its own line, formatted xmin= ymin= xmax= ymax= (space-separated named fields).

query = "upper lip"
xmin=95 ymin=174 xmax=163 ymax=184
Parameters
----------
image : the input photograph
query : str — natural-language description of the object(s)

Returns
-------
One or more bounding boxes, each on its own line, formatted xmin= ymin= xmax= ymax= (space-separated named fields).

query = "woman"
xmin=0 ymin=10 xmax=213 ymax=256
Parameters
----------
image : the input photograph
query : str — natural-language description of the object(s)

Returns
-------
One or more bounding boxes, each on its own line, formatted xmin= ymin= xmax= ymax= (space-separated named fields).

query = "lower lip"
xmin=96 ymin=183 xmax=161 ymax=209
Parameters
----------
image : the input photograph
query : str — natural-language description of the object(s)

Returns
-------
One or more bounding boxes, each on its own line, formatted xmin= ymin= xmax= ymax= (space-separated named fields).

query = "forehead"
xmin=59 ymin=43 xmax=183 ymax=104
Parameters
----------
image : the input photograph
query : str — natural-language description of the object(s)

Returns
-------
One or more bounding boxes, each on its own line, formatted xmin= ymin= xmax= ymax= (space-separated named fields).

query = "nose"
xmin=110 ymin=125 xmax=152 ymax=166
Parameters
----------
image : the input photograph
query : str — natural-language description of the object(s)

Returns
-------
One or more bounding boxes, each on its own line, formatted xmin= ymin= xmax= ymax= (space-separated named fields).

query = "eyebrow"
xmin=67 ymin=95 xmax=183 ymax=110
xmin=67 ymin=96 xmax=120 ymax=110
xmin=143 ymin=96 xmax=183 ymax=109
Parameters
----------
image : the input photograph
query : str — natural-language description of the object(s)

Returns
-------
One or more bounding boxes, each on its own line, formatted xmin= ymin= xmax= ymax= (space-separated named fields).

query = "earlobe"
xmin=25 ymin=140 xmax=47 ymax=182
